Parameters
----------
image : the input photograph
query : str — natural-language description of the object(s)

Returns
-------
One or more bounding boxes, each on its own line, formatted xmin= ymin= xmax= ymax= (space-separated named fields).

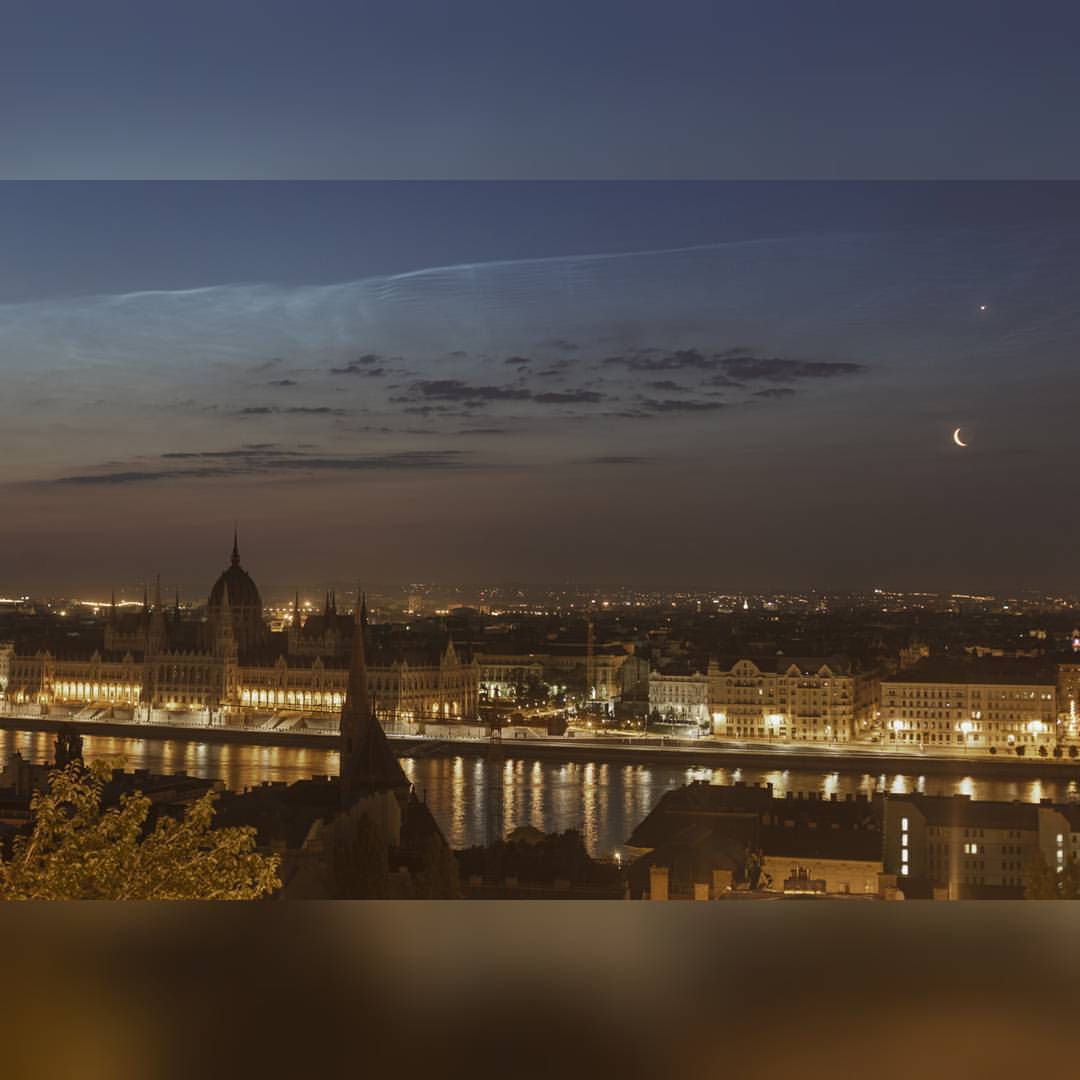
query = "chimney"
xmin=649 ymin=866 xmax=670 ymax=901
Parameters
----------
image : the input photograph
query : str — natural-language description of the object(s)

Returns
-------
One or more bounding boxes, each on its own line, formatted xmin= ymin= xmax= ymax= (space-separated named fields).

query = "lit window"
xmin=901 ymin=817 xmax=909 ymax=831
xmin=900 ymin=865 xmax=909 ymax=876
xmin=901 ymin=849 xmax=909 ymax=864
xmin=901 ymin=834 xmax=908 ymax=847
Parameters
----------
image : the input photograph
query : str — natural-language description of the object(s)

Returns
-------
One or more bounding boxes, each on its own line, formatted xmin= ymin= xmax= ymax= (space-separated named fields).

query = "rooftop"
xmin=885 ymin=656 xmax=1057 ymax=686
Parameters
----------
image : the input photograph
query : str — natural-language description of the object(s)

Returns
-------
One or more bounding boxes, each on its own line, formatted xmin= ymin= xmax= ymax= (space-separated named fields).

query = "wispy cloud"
xmin=408 ymin=379 xmax=532 ymax=402
xmin=329 ymin=354 xmax=383 ymax=375
xmin=639 ymin=398 xmax=726 ymax=413
xmin=575 ymin=455 xmax=652 ymax=465
xmin=721 ymin=357 xmax=864 ymax=381
xmin=533 ymin=390 xmax=603 ymax=404
xmin=236 ymin=405 xmax=347 ymax=416
xmin=49 ymin=448 xmax=472 ymax=486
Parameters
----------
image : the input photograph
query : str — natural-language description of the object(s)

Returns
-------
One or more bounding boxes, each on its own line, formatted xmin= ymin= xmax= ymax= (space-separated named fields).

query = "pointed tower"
xmin=213 ymin=581 xmax=238 ymax=710
xmin=147 ymin=574 xmax=168 ymax=655
xmin=109 ymin=590 xmax=117 ymax=625
xmin=215 ymin=581 xmax=237 ymax=658
xmin=231 ymin=526 xmax=240 ymax=568
xmin=339 ymin=592 xmax=408 ymax=808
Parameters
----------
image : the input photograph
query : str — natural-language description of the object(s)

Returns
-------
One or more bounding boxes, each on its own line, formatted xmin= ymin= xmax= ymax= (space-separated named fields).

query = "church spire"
xmin=339 ymin=586 xmax=407 ymax=807
xmin=231 ymin=526 xmax=240 ymax=567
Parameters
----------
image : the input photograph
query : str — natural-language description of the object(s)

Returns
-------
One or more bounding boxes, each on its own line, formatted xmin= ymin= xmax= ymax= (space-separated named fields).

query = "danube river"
xmin=2 ymin=727 xmax=1079 ymax=857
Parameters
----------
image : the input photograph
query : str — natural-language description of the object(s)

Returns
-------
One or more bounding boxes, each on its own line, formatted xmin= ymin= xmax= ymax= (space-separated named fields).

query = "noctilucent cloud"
xmin=2 ymin=181 xmax=1079 ymax=593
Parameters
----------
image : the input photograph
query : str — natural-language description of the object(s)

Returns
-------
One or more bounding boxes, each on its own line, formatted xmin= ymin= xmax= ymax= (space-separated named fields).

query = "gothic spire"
xmin=339 ymin=588 xmax=407 ymax=807
xmin=231 ymin=525 xmax=240 ymax=567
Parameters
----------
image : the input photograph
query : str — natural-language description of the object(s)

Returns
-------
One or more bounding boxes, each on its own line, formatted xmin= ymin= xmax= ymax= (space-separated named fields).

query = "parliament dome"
xmin=206 ymin=532 xmax=266 ymax=655
xmin=208 ymin=560 xmax=262 ymax=614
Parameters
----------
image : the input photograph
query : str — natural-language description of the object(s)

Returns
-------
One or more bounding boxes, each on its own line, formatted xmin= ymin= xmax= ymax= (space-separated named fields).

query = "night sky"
xmin=2 ymin=180 xmax=1078 ymax=594
xmin=4 ymin=1 xmax=1080 ymax=179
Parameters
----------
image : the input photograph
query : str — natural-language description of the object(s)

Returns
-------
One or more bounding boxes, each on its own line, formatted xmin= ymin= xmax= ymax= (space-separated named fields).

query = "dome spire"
xmin=231 ymin=525 xmax=240 ymax=567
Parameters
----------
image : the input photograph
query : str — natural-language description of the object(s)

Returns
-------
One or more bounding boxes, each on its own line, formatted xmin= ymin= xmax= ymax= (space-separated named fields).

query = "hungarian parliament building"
xmin=0 ymin=537 xmax=480 ymax=724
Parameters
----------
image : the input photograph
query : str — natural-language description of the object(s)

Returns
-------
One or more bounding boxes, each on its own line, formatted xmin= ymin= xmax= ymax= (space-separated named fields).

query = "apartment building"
xmin=706 ymin=656 xmax=877 ymax=744
xmin=880 ymin=657 xmax=1057 ymax=752
xmin=883 ymin=792 xmax=1080 ymax=898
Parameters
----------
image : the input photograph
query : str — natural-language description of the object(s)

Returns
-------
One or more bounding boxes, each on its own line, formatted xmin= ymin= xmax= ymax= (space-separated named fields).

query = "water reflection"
xmin=4 ymin=727 xmax=1080 ymax=857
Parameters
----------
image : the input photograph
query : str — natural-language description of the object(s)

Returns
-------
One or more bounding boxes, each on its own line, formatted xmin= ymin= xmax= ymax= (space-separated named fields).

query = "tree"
xmin=1023 ymin=851 xmax=1080 ymax=900
xmin=0 ymin=761 xmax=280 ymax=900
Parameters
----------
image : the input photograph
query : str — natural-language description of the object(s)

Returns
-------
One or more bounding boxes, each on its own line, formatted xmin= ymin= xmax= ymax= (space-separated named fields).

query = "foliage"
xmin=0 ymin=761 xmax=280 ymax=900
xmin=513 ymin=671 xmax=550 ymax=708
xmin=1023 ymin=851 xmax=1080 ymax=900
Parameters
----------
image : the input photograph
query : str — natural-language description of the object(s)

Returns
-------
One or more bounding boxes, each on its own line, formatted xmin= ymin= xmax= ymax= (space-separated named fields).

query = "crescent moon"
xmin=953 ymin=427 xmax=968 ymax=448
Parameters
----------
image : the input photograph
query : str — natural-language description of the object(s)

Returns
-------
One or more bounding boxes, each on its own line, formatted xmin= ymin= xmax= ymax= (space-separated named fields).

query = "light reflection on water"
xmin=2 ymin=728 xmax=1079 ymax=857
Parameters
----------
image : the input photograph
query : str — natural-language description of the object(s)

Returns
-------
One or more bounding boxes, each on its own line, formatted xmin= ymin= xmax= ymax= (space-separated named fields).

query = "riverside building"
xmin=879 ymin=657 xmax=1057 ymax=753
xmin=0 ymin=535 xmax=479 ymax=727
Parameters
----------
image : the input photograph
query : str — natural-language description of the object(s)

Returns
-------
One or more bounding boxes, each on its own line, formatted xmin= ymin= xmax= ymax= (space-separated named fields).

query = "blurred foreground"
xmin=1 ymin=903 xmax=1078 ymax=1079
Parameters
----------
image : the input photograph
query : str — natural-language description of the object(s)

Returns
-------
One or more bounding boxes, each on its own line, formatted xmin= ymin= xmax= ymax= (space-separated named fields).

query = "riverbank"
xmin=4 ymin=711 xmax=1080 ymax=782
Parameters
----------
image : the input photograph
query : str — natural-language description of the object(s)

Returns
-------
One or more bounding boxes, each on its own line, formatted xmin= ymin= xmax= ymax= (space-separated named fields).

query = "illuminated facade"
xmin=706 ymin=657 xmax=876 ymax=743
xmin=475 ymin=644 xmax=647 ymax=703
xmin=0 ymin=539 xmax=479 ymax=725
xmin=648 ymin=662 xmax=709 ymax=726
xmin=1057 ymin=653 xmax=1080 ymax=741
xmin=475 ymin=650 xmax=545 ymax=701
xmin=880 ymin=659 xmax=1057 ymax=752
xmin=883 ymin=793 xmax=1080 ymax=897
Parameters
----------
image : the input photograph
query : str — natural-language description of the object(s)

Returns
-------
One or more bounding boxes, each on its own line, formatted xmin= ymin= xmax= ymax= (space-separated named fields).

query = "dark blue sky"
xmin=1 ymin=181 xmax=1079 ymax=594
xmin=3 ymin=1 xmax=1079 ymax=179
